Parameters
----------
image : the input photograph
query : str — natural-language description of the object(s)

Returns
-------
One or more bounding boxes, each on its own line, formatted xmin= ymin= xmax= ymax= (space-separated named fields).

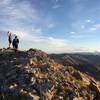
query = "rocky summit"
xmin=0 ymin=48 xmax=100 ymax=100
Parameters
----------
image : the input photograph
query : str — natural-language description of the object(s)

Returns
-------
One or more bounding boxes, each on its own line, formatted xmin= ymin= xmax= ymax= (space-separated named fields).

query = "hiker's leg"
xmin=12 ymin=43 xmax=15 ymax=49
xmin=15 ymin=44 xmax=18 ymax=52
xmin=9 ymin=40 xmax=11 ymax=48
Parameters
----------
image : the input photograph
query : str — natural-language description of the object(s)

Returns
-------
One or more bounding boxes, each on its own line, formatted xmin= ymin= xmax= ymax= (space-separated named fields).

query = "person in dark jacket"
xmin=13 ymin=36 xmax=19 ymax=51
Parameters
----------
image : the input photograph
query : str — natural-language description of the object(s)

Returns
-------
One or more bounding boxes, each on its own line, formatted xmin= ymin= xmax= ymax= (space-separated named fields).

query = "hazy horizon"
xmin=0 ymin=0 xmax=100 ymax=53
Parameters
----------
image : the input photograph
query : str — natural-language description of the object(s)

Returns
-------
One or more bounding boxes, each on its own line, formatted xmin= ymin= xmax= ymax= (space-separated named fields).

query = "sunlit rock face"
xmin=0 ymin=48 xmax=100 ymax=100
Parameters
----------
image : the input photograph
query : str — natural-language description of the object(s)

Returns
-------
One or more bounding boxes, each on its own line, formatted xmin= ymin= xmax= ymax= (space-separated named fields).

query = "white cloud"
xmin=94 ymin=24 xmax=100 ymax=28
xmin=86 ymin=19 xmax=94 ymax=23
xmin=11 ymin=30 xmax=74 ymax=53
xmin=70 ymin=34 xmax=84 ymax=39
xmin=0 ymin=0 xmax=38 ymax=21
xmin=86 ymin=20 xmax=91 ymax=23
xmin=90 ymin=24 xmax=100 ymax=31
xmin=48 ymin=37 xmax=67 ymax=47
xmin=70 ymin=31 xmax=76 ymax=34
xmin=90 ymin=27 xmax=97 ymax=31
xmin=2 ymin=26 xmax=74 ymax=53
xmin=32 ymin=28 xmax=42 ymax=34
xmin=45 ymin=37 xmax=73 ymax=53
xmin=70 ymin=19 xmax=97 ymax=39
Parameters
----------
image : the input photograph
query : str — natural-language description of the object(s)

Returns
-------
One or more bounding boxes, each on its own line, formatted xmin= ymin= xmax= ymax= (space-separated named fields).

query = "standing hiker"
xmin=12 ymin=36 xmax=19 ymax=51
xmin=7 ymin=31 xmax=12 ymax=48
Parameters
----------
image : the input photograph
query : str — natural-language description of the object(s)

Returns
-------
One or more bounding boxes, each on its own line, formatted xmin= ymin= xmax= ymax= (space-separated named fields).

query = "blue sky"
xmin=0 ymin=0 xmax=100 ymax=53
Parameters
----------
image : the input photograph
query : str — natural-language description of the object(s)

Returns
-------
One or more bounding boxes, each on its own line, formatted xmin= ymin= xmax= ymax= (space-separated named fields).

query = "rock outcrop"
xmin=0 ymin=48 xmax=100 ymax=100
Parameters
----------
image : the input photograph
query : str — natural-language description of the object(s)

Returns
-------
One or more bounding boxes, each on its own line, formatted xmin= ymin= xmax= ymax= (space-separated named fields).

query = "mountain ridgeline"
xmin=0 ymin=48 xmax=100 ymax=100
xmin=49 ymin=53 xmax=100 ymax=81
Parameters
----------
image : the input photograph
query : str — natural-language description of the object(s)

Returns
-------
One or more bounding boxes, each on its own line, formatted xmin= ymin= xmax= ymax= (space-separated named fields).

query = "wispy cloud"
xmin=1 ymin=0 xmax=100 ymax=53
xmin=2 ymin=1 xmax=38 ymax=21
xmin=86 ymin=19 xmax=92 ymax=23
xmin=19 ymin=33 xmax=73 ymax=53
xmin=70 ymin=32 xmax=76 ymax=34
xmin=52 ymin=4 xmax=61 ymax=9
xmin=90 ymin=24 xmax=100 ymax=31
xmin=70 ymin=18 xmax=96 ymax=39
xmin=0 ymin=0 xmax=74 ymax=53
xmin=47 ymin=23 xmax=55 ymax=28
xmin=52 ymin=0 xmax=62 ymax=9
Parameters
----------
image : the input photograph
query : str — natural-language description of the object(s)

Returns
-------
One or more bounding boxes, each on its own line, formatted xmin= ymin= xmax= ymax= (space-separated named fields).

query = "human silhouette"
xmin=12 ymin=36 xmax=19 ymax=51
xmin=7 ymin=31 xmax=12 ymax=48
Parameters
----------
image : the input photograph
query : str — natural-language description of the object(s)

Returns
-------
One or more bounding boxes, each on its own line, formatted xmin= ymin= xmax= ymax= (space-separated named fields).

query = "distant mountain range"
xmin=49 ymin=53 xmax=100 ymax=81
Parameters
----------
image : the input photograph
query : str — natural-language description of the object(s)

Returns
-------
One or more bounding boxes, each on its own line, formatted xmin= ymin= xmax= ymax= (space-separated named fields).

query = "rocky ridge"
xmin=49 ymin=54 xmax=100 ymax=80
xmin=0 ymin=48 xmax=100 ymax=100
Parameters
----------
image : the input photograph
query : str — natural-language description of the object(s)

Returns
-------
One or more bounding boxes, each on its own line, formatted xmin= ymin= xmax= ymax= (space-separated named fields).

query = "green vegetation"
xmin=73 ymin=78 xmax=87 ymax=89
xmin=61 ymin=66 xmax=87 ymax=89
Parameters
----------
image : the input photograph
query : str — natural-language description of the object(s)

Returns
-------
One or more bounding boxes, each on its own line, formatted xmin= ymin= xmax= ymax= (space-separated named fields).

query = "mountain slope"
xmin=49 ymin=53 xmax=100 ymax=81
xmin=0 ymin=48 xmax=100 ymax=100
